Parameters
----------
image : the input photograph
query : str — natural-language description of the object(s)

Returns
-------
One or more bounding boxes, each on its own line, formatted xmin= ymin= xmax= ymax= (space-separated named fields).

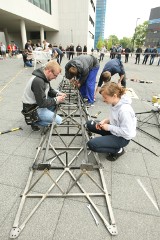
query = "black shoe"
xmin=31 ymin=125 xmax=40 ymax=131
xmin=106 ymin=148 xmax=125 ymax=161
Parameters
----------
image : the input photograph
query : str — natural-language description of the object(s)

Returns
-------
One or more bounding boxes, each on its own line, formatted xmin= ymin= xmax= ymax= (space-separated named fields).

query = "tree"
xmin=119 ymin=37 xmax=132 ymax=49
xmin=132 ymin=21 xmax=148 ymax=48
xmin=103 ymin=39 xmax=108 ymax=49
xmin=107 ymin=35 xmax=119 ymax=50
xmin=96 ymin=36 xmax=104 ymax=50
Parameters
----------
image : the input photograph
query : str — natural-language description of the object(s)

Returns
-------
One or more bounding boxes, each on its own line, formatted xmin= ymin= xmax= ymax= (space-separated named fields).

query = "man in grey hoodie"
xmin=22 ymin=60 xmax=66 ymax=131
xmin=86 ymin=83 xmax=137 ymax=161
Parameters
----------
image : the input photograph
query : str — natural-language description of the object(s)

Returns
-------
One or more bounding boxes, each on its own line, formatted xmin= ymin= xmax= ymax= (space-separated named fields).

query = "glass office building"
xmin=94 ymin=0 xmax=107 ymax=48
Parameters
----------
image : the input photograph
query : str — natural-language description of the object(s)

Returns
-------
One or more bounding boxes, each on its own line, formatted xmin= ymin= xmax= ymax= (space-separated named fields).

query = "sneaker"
xmin=83 ymin=98 xmax=88 ymax=103
xmin=85 ymin=102 xmax=94 ymax=108
xmin=31 ymin=125 xmax=40 ymax=131
xmin=106 ymin=148 xmax=125 ymax=161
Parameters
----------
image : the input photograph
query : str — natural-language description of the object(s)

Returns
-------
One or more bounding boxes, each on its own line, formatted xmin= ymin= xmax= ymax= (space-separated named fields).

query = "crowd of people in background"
xmin=0 ymin=39 xmax=160 ymax=66
xmin=21 ymin=41 xmax=88 ymax=67
xmin=108 ymin=44 xmax=160 ymax=66
xmin=0 ymin=41 xmax=19 ymax=58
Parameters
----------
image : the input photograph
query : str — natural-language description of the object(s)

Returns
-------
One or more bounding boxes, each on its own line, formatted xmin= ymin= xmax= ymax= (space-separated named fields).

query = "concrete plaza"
xmin=0 ymin=53 xmax=160 ymax=240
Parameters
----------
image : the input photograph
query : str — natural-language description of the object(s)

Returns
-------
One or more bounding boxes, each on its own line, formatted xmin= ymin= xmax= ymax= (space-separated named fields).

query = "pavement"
xmin=0 ymin=53 xmax=160 ymax=240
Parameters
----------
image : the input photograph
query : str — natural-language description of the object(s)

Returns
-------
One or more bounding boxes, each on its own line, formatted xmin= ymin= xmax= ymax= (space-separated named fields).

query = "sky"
xmin=104 ymin=0 xmax=160 ymax=39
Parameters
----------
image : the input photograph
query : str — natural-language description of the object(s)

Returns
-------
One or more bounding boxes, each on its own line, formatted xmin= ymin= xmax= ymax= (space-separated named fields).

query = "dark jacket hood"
xmin=32 ymin=68 xmax=49 ymax=83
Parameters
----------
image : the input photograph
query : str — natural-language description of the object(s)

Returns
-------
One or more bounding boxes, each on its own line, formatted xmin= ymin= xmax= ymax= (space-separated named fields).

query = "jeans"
xmin=120 ymin=74 xmax=126 ymax=88
xmin=36 ymin=105 xmax=62 ymax=126
xmin=86 ymin=120 xmax=129 ymax=154
xmin=149 ymin=56 xmax=155 ymax=65
xmin=57 ymin=54 xmax=63 ymax=64
xmin=125 ymin=54 xmax=129 ymax=63
xmin=142 ymin=55 xmax=149 ymax=64
xmin=80 ymin=67 xmax=99 ymax=104
xmin=135 ymin=55 xmax=140 ymax=64
xmin=116 ymin=54 xmax=121 ymax=60
xmin=25 ymin=60 xmax=32 ymax=67
xmin=100 ymin=53 xmax=104 ymax=61
xmin=119 ymin=61 xmax=126 ymax=87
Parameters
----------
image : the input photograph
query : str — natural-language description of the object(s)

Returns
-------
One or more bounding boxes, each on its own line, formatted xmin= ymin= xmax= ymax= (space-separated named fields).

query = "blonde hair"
xmin=99 ymin=82 xmax=126 ymax=98
xmin=44 ymin=60 xmax=61 ymax=73
xmin=101 ymin=71 xmax=111 ymax=82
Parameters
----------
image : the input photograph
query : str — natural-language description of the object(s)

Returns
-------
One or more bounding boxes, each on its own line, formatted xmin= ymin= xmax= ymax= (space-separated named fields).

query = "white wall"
xmin=0 ymin=32 xmax=6 ymax=45
xmin=51 ymin=0 xmax=95 ymax=52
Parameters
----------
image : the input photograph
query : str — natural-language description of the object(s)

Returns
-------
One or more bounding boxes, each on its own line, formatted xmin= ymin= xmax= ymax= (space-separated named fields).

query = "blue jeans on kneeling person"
xmin=25 ymin=60 xmax=33 ymax=67
xmin=36 ymin=105 xmax=62 ymax=127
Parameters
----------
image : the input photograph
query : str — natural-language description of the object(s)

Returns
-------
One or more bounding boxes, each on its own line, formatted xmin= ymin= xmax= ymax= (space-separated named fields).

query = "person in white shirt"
xmin=0 ymin=42 xmax=6 ymax=59
xmin=42 ymin=40 xmax=50 ymax=51
xmin=99 ymin=45 xmax=106 ymax=62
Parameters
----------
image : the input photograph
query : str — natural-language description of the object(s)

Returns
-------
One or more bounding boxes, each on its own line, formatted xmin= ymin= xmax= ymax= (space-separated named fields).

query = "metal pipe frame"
xmin=136 ymin=109 xmax=160 ymax=142
xmin=10 ymin=77 xmax=118 ymax=239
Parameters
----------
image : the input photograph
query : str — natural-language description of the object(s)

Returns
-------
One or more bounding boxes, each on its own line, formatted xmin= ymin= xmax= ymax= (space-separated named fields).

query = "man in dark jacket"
xmin=22 ymin=60 xmax=66 ymax=131
xmin=149 ymin=46 xmax=158 ymax=65
xmin=142 ymin=46 xmax=151 ymax=64
xmin=69 ymin=44 xmax=74 ymax=60
xmin=76 ymin=44 xmax=82 ymax=56
xmin=65 ymin=55 xmax=99 ymax=106
xmin=95 ymin=58 xmax=126 ymax=98
xmin=135 ymin=47 xmax=142 ymax=64
xmin=124 ymin=47 xmax=131 ymax=63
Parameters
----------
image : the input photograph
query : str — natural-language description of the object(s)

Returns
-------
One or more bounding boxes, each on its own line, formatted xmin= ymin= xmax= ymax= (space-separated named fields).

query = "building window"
xmin=28 ymin=0 xmax=51 ymax=14
xmin=89 ymin=31 xmax=94 ymax=39
xmin=30 ymin=31 xmax=46 ymax=40
xmin=89 ymin=15 xmax=94 ymax=27
xmin=149 ymin=18 xmax=160 ymax=24
xmin=90 ymin=0 xmax=95 ymax=12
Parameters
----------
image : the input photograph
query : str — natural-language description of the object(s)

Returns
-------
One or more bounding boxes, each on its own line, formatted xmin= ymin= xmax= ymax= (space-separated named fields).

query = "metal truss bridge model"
xmin=10 ymin=77 xmax=118 ymax=238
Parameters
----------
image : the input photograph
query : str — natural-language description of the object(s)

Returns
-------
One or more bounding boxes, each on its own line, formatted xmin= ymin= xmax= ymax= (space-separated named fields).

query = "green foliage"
xmin=103 ymin=21 xmax=148 ymax=50
xmin=132 ymin=21 xmax=149 ymax=47
xmin=107 ymin=38 xmax=112 ymax=50
xmin=103 ymin=39 xmax=108 ymax=48
xmin=109 ymin=35 xmax=119 ymax=45
xmin=96 ymin=36 xmax=108 ymax=50
xmin=120 ymin=37 xmax=132 ymax=49
xmin=106 ymin=35 xmax=119 ymax=50
xmin=96 ymin=36 xmax=104 ymax=50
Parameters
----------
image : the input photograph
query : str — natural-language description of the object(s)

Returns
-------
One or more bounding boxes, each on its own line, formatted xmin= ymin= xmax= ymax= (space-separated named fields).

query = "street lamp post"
xmin=133 ymin=18 xmax=140 ymax=52
xmin=71 ymin=29 xmax=73 ymax=43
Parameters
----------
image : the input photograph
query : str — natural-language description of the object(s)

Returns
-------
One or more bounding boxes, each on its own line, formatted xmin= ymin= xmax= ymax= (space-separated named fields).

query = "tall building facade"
xmin=145 ymin=7 xmax=160 ymax=50
xmin=94 ymin=0 xmax=107 ymax=49
xmin=0 ymin=0 xmax=96 ymax=52
xmin=54 ymin=0 xmax=96 ymax=52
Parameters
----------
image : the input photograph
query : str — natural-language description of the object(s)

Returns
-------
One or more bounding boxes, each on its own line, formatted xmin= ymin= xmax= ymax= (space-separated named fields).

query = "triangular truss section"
xmin=131 ymin=109 xmax=160 ymax=156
